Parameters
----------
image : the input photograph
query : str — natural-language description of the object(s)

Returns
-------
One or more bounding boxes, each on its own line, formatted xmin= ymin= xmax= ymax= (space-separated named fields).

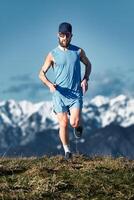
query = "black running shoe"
xmin=65 ymin=152 xmax=72 ymax=160
xmin=74 ymin=126 xmax=83 ymax=138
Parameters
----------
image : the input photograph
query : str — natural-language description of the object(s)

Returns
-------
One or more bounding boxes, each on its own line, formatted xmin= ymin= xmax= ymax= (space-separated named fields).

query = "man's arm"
xmin=80 ymin=48 xmax=92 ymax=81
xmin=39 ymin=53 xmax=56 ymax=92
xmin=79 ymin=48 xmax=92 ymax=93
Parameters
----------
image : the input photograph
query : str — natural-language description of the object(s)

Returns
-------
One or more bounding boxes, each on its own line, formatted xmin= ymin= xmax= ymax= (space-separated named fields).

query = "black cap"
xmin=59 ymin=22 xmax=72 ymax=33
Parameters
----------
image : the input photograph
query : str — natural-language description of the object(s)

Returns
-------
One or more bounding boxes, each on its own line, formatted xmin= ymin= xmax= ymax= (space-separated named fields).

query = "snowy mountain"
xmin=0 ymin=94 xmax=134 ymax=157
xmin=83 ymin=94 xmax=134 ymax=128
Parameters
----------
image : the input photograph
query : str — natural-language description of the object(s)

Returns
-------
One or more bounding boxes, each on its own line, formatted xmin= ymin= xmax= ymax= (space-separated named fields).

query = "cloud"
xmin=1 ymin=73 xmax=52 ymax=101
xmin=88 ymin=67 xmax=134 ymax=98
xmin=2 ymin=82 xmax=47 ymax=98
xmin=2 ymin=73 xmax=48 ymax=96
xmin=10 ymin=73 xmax=34 ymax=82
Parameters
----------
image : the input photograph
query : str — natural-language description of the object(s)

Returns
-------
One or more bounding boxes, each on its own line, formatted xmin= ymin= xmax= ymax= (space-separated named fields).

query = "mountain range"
xmin=0 ymin=94 xmax=134 ymax=158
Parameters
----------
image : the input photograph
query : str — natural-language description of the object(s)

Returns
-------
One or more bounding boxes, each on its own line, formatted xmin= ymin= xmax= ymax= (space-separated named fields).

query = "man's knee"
xmin=57 ymin=113 xmax=68 ymax=128
xmin=59 ymin=118 xmax=68 ymax=128
xmin=70 ymin=119 xmax=79 ymax=128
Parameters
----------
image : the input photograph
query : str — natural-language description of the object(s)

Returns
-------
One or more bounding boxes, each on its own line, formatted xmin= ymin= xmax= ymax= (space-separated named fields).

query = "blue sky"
xmin=0 ymin=0 xmax=134 ymax=102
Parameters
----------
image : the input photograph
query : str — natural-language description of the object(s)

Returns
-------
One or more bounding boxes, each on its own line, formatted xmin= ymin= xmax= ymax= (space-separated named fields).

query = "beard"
xmin=58 ymin=38 xmax=71 ymax=48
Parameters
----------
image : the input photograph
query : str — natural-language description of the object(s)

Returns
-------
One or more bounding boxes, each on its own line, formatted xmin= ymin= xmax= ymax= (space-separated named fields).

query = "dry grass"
xmin=0 ymin=155 xmax=134 ymax=199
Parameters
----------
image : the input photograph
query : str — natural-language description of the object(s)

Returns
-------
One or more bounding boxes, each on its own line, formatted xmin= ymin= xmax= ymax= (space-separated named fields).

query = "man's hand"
xmin=49 ymin=84 xmax=57 ymax=93
xmin=81 ymin=79 xmax=88 ymax=94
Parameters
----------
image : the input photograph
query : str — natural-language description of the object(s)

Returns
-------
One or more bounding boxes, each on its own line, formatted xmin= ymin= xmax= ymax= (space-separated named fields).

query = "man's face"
xmin=58 ymin=32 xmax=72 ymax=48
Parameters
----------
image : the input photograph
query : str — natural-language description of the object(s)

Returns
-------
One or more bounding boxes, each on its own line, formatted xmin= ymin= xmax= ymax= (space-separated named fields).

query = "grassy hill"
xmin=0 ymin=154 xmax=134 ymax=200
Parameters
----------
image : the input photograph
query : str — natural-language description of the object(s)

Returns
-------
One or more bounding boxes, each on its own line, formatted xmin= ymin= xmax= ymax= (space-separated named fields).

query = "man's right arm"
xmin=39 ymin=53 xmax=56 ymax=92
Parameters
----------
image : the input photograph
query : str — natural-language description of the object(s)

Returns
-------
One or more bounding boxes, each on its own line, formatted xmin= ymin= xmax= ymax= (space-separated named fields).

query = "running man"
xmin=39 ymin=22 xmax=91 ymax=159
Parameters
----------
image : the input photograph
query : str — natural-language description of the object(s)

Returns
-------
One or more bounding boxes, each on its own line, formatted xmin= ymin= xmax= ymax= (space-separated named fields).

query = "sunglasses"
xmin=59 ymin=32 xmax=71 ymax=38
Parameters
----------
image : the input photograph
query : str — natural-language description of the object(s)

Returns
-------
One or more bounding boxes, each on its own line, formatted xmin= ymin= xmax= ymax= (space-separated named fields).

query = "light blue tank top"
xmin=51 ymin=44 xmax=82 ymax=99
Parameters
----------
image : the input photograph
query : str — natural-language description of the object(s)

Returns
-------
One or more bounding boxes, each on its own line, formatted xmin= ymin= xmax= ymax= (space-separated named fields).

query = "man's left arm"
xmin=80 ymin=48 xmax=92 ymax=93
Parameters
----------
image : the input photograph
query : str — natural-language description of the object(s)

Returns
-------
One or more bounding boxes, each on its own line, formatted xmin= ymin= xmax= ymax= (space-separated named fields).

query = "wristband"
xmin=84 ymin=76 xmax=89 ymax=81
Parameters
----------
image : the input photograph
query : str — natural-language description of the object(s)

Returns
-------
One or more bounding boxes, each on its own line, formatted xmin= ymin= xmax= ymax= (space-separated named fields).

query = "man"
xmin=39 ymin=22 xmax=91 ymax=159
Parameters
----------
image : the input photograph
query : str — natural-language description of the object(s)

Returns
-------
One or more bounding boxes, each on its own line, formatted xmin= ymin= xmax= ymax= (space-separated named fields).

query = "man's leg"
xmin=56 ymin=112 xmax=72 ymax=158
xmin=70 ymin=108 xmax=83 ymax=138
xmin=69 ymin=108 xmax=82 ymax=128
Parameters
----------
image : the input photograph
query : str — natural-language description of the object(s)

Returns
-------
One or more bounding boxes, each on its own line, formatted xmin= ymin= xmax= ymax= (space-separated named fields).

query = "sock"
xmin=63 ymin=144 xmax=71 ymax=153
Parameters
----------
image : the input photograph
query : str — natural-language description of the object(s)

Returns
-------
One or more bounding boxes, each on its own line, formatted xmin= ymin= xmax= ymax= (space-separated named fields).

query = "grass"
xmin=0 ymin=154 xmax=134 ymax=200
